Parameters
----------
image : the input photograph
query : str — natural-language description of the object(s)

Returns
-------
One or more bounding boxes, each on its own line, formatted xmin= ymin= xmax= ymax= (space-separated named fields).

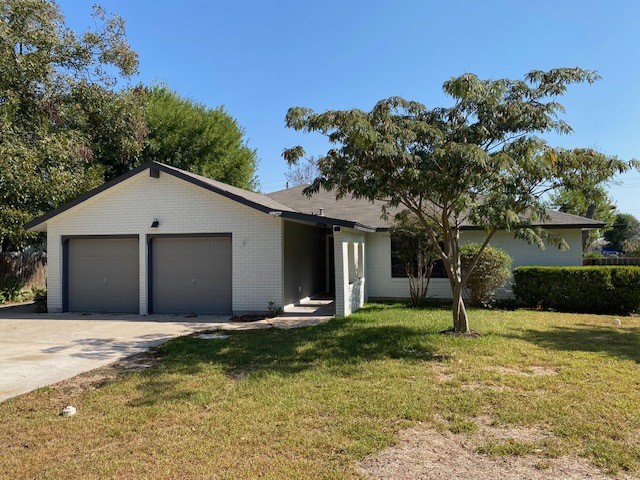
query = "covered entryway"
xmin=150 ymin=235 xmax=232 ymax=315
xmin=282 ymin=220 xmax=331 ymax=307
xmin=66 ymin=237 xmax=139 ymax=313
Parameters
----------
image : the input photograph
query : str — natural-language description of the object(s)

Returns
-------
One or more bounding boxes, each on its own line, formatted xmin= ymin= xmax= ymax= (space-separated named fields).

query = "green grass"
xmin=1 ymin=304 xmax=639 ymax=479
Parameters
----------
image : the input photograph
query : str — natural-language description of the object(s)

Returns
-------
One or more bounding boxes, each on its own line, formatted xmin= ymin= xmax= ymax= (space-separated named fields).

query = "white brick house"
xmin=26 ymin=161 xmax=602 ymax=317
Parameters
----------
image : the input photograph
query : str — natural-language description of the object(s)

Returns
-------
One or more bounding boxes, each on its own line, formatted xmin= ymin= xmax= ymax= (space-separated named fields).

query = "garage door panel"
xmin=67 ymin=238 xmax=139 ymax=313
xmin=152 ymin=236 xmax=232 ymax=315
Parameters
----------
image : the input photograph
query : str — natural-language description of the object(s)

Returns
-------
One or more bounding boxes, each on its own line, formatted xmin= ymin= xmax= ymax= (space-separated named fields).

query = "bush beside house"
xmin=513 ymin=266 xmax=640 ymax=315
xmin=460 ymin=244 xmax=512 ymax=307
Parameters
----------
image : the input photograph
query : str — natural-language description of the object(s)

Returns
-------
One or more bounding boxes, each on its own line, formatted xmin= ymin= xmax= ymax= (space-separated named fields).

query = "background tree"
xmin=550 ymin=186 xmax=616 ymax=250
xmin=141 ymin=85 xmax=258 ymax=190
xmin=0 ymin=0 xmax=144 ymax=250
xmin=284 ymin=156 xmax=319 ymax=187
xmin=284 ymin=68 xmax=637 ymax=333
xmin=549 ymin=149 xmax=619 ymax=250
xmin=389 ymin=216 xmax=439 ymax=306
xmin=604 ymin=213 xmax=640 ymax=252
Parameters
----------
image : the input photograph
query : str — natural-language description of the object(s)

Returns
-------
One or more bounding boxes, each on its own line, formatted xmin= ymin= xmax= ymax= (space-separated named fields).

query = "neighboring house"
xmin=25 ymin=161 xmax=603 ymax=317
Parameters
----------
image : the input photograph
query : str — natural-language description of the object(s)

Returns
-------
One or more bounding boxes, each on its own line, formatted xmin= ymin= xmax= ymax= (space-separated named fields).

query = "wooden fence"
xmin=0 ymin=252 xmax=47 ymax=290
xmin=583 ymin=257 xmax=640 ymax=267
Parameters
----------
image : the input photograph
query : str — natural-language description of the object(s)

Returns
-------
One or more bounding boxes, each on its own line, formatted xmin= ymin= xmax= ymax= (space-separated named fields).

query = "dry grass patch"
xmin=360 ymin=424 xmax=634 ymax=480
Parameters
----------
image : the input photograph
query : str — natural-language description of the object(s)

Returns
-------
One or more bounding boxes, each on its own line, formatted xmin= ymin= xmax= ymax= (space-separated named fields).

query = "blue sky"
xmin=58 ymin=1 xmax=640 ymax=214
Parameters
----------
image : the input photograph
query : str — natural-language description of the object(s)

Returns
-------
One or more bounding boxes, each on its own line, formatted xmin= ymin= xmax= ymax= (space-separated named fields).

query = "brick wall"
xmin=45 ymin=169 xmax=284 ymax=314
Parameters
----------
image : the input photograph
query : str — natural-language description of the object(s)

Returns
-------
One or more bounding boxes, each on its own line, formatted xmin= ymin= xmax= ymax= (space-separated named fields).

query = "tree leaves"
xmin=140 ymin=85 xmax=258 ymax=191
xmin=284 ymin=67 xmax=637 ymax=331
xmin=0 ymin=0 xmax=142 ymax=250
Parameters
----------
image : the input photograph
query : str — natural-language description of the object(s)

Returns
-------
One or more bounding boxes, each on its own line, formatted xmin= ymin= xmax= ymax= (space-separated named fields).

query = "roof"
xmin=24 ymin=161 xmax=605 ymax=232
xmin=266 ymin=184 xmax=606 ymax=231
xmin=24 ymin=162 xmax=376 ymax=232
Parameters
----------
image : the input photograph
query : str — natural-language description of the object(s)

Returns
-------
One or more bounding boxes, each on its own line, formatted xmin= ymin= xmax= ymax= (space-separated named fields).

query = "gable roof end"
xmin=23 ymin=161 xmax=297 ymax=232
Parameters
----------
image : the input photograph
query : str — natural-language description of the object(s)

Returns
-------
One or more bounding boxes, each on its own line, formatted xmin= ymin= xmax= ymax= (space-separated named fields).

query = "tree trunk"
xmin=452 ymin=284 xmax=470 ymax=333
xmin=582 ymin=203 xmax=597 ymax=250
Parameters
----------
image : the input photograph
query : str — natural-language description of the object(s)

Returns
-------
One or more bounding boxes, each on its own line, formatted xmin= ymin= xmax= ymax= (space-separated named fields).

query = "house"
xmin=25 ymin=161 xmax=603 ymax=317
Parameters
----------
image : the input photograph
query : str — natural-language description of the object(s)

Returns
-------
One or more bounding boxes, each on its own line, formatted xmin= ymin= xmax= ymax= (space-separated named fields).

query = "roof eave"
xmin=279 ymin=211 xmax=377 ymax=232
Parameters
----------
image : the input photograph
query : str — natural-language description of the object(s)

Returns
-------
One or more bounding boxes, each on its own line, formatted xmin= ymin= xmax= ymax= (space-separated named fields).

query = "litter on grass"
xmin=197 ymin=333 xmax=231 ymax=340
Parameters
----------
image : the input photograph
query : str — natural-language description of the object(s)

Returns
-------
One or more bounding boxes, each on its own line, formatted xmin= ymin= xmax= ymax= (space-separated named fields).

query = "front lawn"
xmin=1 ymin=305 xmax=639 ymax=479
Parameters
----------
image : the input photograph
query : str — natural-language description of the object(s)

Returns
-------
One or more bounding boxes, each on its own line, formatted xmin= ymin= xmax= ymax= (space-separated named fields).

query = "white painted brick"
xmin=334 ymin=228 xmax=367 ymax=316
xmin=45 ymin=170 xmax=283 ymax=314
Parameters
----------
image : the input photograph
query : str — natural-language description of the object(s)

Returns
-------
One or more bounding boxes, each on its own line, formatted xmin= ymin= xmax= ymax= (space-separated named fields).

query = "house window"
xmin=390 ymin=238 xmax=447 ymax=278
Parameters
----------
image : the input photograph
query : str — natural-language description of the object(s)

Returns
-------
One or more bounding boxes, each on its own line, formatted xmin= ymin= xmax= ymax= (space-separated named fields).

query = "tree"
xmin=604 ymin=213 xmax=640 ymax=252
xmin=0 ymin=1 xmax=145 ymax=250
xmin=389 ymin=216 xmax=439 ymax=306
xmin=549 ymin=149 xmax=620 ymax=250
xmin=284 ymin=68 xmax=637 ymax=333
xmin=284 ymin=156 xmax=319 ymax=187
xmin=141 ymin=85 xmax=258 ymax=190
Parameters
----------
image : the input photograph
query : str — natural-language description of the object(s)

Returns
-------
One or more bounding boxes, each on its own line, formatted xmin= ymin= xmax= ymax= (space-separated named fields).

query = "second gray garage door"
xmin=151 ymin=236 xmax=232 ymax=314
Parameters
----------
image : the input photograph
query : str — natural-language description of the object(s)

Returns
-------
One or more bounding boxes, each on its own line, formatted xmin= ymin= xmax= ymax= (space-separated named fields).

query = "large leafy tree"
xmin=284 ymin=68 xmax=637 ymax=333
xmin=550 ymin=184 xmax=616 ymax=250
xmin=0 ymin=0 xmax=145 ymax=250
xmin=604 ymin=213 xmax=640 ymax=252
xmin=141 ymin=85 xmax=258 ymax=190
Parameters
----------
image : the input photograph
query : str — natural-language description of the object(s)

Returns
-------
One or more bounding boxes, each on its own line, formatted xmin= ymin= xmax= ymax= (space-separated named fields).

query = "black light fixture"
xmin=151 ymin=219 xmax=159 ymax=228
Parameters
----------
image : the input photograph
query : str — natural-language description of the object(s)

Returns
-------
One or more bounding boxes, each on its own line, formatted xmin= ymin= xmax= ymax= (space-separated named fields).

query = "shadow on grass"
xmin=129 ymin=314 xmax=451 ymax=406
xmin=507 ymin=325 xmax=640 ymax=364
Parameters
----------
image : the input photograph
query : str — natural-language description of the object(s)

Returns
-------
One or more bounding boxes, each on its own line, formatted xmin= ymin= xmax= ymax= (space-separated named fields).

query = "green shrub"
xmin=513 ymin=266 xmax=640 ymax=315
xmin=1 ymin=276 xmax=26 ymax=303
xmin=460 ymin=243 xmax=512 ymax=307
xmin=32 ymin=287 xmax=47 ymax=313
xmin=583 ymin=251 xmax=604 ymax=259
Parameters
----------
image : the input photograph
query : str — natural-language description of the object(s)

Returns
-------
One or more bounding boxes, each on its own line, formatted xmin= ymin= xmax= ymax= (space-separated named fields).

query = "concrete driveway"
xmin=0 ymin=303 xmax=233 ymax=402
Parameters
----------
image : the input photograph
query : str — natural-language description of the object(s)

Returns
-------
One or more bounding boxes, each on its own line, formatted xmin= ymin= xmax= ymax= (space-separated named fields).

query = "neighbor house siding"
xmin=45 ymin=170 xmax=284 ymax=314
xmin=367 ymin=229 xmax=583 ymax=300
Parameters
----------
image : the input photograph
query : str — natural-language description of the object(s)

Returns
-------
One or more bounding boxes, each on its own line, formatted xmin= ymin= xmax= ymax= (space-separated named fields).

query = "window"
xmin=390 ymin=238 xmax=447 ymax=278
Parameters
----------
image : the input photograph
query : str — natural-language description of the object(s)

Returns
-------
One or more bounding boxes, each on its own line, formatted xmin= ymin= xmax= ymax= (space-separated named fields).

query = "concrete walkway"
xmin=0 ymin=299 xmax=334 ymax=402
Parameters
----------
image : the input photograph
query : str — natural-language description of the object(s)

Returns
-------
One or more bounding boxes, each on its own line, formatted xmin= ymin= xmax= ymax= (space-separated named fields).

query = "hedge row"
xmin=512 ymin=266 xmax=640 ymax=315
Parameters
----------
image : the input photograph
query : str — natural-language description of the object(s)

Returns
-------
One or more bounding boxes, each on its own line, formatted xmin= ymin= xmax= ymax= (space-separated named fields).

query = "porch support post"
xmin=334 ymin=232 xmax=350 ymax=317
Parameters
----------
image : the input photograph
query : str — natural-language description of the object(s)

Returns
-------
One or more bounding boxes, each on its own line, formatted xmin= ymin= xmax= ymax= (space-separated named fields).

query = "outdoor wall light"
xmin=151 ymin=219 xmax=159 ymax=228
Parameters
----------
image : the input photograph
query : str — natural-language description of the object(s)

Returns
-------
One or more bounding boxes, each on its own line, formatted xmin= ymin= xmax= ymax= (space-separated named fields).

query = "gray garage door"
xmin=152 ymin=236 xmax=232 ymax=315
xmin=67 ymin=237 xmax=139 ymax=313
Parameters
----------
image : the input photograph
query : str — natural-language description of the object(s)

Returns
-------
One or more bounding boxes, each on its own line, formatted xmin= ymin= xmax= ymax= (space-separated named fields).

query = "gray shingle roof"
xmin=25 ymin=161 xmax=605 ymax=232
xmin=266 ymin=184 xmax=605 ymax=230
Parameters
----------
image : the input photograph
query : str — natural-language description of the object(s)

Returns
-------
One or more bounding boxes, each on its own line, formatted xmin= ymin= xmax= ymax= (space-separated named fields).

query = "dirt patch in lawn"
xmin=488 ymin=366 xmax=557 ymax=376
xmin=431 ymin=364 xmax=456 ymax=382
xmin=359 ymin=418 xmax=632 ymax=480
xmin=49 ymin=351 xmax=159 ymax=398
